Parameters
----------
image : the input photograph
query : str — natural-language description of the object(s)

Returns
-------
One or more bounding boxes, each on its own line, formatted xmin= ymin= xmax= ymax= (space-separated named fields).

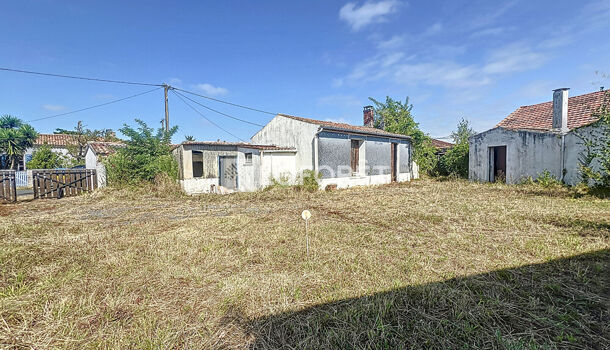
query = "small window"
xmin=192 ymin=151 xmax=203 ymax=178
xmin=245 ymin=153 xmax=253 ymax=165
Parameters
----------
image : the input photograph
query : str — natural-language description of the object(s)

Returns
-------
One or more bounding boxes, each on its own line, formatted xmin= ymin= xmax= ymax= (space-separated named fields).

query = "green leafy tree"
xmin=368 ymin=96 xmax=437 ymax=173
xmin=576 ymin=103 xmax=610 ymax=188
xmin=26 ymin=144 xmax=65 ymax=169
xmin=437 ymin=118 xmax=476 ymax=178
xmin=0 ymin=115 xmax=38 ymax=169
xmin=105 ymin=119 xmax=178 ymax=186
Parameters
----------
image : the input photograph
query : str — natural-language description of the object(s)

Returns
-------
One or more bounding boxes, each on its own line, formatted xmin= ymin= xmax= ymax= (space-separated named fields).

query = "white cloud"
xmin=42 ymin=104 xmax=67 ymax=111
xmin=194 ymin=83 xmax=228 ymax=96
xmin=317 ymin=94 xmax=362 ymax=108
xmin=339 ymin=1 xmax=402 ymax=31
xmin=423 ymin=22 xmax=442 ymax=36
xmin=168 ymin=77 xmax=182 ymax=86
xmin=376 ymin=35 xmax=405 ymax=50
xmin=482 ymin=43 xmax=546 ymax=75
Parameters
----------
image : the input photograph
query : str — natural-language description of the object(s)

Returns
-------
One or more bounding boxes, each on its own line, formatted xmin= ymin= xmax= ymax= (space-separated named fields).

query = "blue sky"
xmin=2 ymin=0 xmax=609 ymax=142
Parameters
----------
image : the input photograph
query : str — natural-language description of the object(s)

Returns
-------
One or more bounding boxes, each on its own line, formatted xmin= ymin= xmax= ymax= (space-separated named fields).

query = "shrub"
xmin=519 ymin=170 xmax=562 ymax=188
xmin=105 ymin=119 xmax=178 ymax=186
xmin=26 ymin=144 xmax=65 ymax=169
xmin=295 ymin=170 xmax=321 ymax=192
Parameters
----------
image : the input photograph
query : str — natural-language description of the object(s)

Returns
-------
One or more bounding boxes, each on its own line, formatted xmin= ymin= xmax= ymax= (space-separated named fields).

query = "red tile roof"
xmin=430 ymin=138 xmax=453 ymax=149
xmin=87 ymin=141 xmax=125 ymax=156
xmin=180 ymin=141 xmax=295 ymax=151
xmin=34 ymin=134 xmax=80 ymax=147
xmin=497 ymin=90 xmax=609 ymax=131
xmin=277 ymin=114 xmax=412 ymax=139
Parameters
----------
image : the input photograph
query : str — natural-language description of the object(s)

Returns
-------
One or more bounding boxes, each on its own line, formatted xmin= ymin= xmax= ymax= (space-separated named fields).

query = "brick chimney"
xmin=363 ymin=105 xmax=374 ymax=127
xmin=552 ymin=88 xmax=569 ymax=132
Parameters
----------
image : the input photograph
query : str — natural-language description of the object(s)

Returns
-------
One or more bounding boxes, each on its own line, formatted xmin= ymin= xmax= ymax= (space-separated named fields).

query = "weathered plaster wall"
xmin=236 ymin=147 xmax=261 ymax=192
xmin=260 ymin=151 xmax=297 ymax=187
xmin=317 ymin=132 xmax=352 ymax=178
xmin=365 ymin=137 xmax=390 ymax=175
xmin=179 ymin=145 xmax=239 ymax=180
xmin=84 ymin=149 xmax=108 ymax=188
xmin=251 ymin=115 xmax=319 ymax=171
xmin=469 ymin=127 xmax=562 ymax=184
xmin=564 ymin=122 xmax=609 ymax=186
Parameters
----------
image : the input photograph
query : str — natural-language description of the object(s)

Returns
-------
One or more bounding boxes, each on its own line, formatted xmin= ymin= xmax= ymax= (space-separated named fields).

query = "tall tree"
xmin=55 ymin=121 xmax=119 ymax=165
xmin=0 ymin=115 xmax=38 ymax=169
xmin=438 ymin=118 xmax=476 ymax=178
xmin=368 ymin=96 xmax=437 ymax=173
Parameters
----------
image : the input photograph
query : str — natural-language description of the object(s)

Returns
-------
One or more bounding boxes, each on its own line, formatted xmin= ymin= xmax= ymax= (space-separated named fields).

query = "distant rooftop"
xmin=179 ymin=141 xmax=295 ymax=151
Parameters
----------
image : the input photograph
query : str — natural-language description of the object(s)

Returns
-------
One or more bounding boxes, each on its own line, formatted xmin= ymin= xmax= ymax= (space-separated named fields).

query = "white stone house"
xmin=85 ymin=141 xmax=125 ymax=187
xmin=469 ymin=88 xmax=609 ymax=185
xmin=173 ymin=109 xmax=418 ymax=194
xmin=252 ymin=114 xmax=416 ymax=190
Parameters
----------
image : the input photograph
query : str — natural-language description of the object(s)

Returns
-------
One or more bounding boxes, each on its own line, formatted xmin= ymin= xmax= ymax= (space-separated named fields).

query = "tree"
xmin=368 ymin=96 xmax=437 ymax=173
xmin=0 ymin=115 xmax=38 ymax=169
xmin=184 ymin=135 xmax=195 ymax=141
xmin=55 ymin=121 xmax=120 ymax=166
xmin=105 ymin=119 xmax=178 ymax=186
xmin=576 ymin=101 xmax=610 ymax=188
xmin=437 ymin=118 xmax=476 ymax=178
xmin=26 ymin=144 xmax=64 ymax=169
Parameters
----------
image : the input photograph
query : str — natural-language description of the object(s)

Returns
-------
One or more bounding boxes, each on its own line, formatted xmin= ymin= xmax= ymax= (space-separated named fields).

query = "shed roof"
xmin=430 ymin=138 xmax=453 ymax=149
xmin=87 ymin=141 xmax=125 ymax=156
xmin=277 ymin=114 xmax=411 ymax=139
xmin=497 ymin=90 xmax=608 ymax=131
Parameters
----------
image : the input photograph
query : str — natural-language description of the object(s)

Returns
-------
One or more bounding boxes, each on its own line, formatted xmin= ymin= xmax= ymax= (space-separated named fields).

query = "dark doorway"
xmin=350 ymin=140 xmax=360 ymax=174
xmin=390 ymin=143 xmax=398 ymax=182
xmin=490 ymin=146 xmax=506 ymax=183
xmin=219 ymin=156 xmax=237 ymax=189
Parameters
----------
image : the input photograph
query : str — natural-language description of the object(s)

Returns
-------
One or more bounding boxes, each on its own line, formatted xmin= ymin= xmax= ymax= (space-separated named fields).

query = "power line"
xmin=174 ymin=87 xmax=276 ymax=116
xmin=173 ymin=90 xmax=264 ymax=127
xmin=26 ymin=87 xmax=162 ymax=122
xmin=0 ymin=67 xmax=163 ymax=87
xmin=171 ymin=90 xmax=246 ymax=142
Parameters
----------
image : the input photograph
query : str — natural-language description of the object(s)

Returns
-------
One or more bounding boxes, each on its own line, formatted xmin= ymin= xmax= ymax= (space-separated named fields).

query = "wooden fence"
xmin=32 ymin=169 xmax=97 ymax=199
xmin=0 ymin=170 xmax=17 ymax=203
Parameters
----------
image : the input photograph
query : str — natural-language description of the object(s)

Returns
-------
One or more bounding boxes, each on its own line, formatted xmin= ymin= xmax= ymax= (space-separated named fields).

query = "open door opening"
xmin=390 ymin=143 xmax=398 ymax=182
xmin=489 ymin=146 xmax=506 ymax=183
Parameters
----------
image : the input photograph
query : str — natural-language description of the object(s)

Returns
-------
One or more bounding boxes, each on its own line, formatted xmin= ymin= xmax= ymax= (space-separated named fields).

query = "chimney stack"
xmin=363 ymin=105 xmax=374 ymax=127
xmin=552 ymin=88 xmax=569 ymax=132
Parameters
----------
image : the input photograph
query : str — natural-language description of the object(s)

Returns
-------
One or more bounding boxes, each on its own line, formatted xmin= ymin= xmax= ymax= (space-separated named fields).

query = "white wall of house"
xmin=563 ymin=122 xmax=609 ymax=186
xmin=84 ymin=148 xmax=108 ymax=188
xmin=251 ymin=115 xmax=319 ymax=171
xmin=260 ymin=150 xmax=297 ymax=187
xmin=236 ymin=148 xmax=262 ymax=192
xmin=468 ymin=126 xmax=607 ymax=186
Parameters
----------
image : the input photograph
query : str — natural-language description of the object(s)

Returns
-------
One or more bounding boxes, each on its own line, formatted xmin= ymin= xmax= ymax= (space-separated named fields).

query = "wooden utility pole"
xmin=163 ymin=84 xmax=170 ymax=132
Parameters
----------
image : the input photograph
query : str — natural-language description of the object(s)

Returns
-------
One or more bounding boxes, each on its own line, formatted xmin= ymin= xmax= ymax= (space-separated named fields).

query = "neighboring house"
xmin=85 ymin=141 xmax=125 ymax=187
xmin=469 ymin=88 xmax=608 ymax=185
xmin=172 ymin=142 xmax=296 ymax=193
xmin=21 ymin=134 xmax=79 ymax=170
xmin=174 ymin=107 xmax=418 ymax=194
xmin=430 ymin=139 xmax=454 ymax=155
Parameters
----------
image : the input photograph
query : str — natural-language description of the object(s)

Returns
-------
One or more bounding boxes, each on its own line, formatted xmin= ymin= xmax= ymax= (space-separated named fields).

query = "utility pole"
xmin=163 ymin=83 xmax=170 ymax=132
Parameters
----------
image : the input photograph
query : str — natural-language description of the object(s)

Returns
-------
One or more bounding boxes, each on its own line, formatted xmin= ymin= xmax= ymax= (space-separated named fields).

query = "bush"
xmin=105 ymin=119 xmax=178 ymax=187
xmin=519 ymin=170 xmax=562 ymax=188
xmin=26 ymin=144 xmax=65 ymax=169
xmin=436 ymin=142 xmax=469 ymax=178
xmin=295 ymin=170 xmax=321 ymax=192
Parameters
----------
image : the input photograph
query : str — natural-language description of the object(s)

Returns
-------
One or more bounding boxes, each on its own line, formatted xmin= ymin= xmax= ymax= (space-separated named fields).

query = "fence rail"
xmin=0 ymin=170 xmax=17 ymax=203
xmin=32 ymin=169 xmax=97 ymax=199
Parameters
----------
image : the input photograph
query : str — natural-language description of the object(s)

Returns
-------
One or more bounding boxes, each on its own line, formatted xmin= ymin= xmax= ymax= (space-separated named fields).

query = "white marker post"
xmin=301 ymin=210 xmax=311 ymax=256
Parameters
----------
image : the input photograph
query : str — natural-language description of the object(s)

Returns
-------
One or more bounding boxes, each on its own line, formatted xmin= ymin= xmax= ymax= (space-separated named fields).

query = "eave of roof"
xmin=179 ymin=141 xmax=295 ymax=151
xmin=277 ymin=114 xmax=411 ymax=140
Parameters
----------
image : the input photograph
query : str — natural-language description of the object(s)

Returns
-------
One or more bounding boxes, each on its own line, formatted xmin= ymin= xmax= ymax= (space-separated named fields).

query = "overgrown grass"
xmin=1 ymin=179 xmax=608 ymax=348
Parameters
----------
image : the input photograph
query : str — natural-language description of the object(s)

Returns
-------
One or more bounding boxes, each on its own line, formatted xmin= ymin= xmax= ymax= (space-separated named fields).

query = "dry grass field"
xmin=1 ymin=179 xmax=609 ymax=349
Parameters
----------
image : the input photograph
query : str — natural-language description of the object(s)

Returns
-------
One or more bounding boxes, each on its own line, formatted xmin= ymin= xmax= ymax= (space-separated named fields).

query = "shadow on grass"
xmin=543 ymin=217 xmax=610 ymax=238
xmin=242 ymin=250 xmax=609 ymax=349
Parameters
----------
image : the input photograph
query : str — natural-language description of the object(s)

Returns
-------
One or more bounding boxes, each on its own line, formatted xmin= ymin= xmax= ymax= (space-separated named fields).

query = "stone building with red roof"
xmin=469 ymin=88 xmax=609 ymax=185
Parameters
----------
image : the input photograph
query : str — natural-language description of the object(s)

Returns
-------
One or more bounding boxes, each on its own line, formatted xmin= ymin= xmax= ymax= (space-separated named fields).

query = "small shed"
xmin=85 ymin=141 xmax=124 ymax=187
xmin=172 ymin=141 xmax=297 ymax=194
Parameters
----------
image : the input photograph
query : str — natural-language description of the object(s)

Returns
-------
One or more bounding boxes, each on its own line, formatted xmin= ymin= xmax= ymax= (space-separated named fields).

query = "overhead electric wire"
xmin=173 ymin=90 xmax=265 ymax=127
xmin=0 ymin=67 xmax=163 ymax=87
xmin=174 ymin=87 xmax=277 ymax=116
xmin=26 ymin=87 xmax=163 ymax=122
xmin=171 ymin=90 xmax=246 ymax=142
